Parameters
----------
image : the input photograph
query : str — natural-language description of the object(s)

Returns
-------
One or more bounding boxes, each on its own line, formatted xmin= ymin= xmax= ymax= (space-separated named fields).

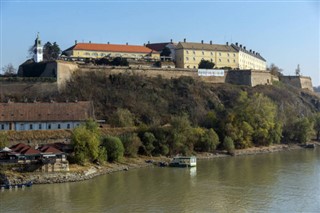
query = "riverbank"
xmin=0 ymin=143 xmax=316 ymax=186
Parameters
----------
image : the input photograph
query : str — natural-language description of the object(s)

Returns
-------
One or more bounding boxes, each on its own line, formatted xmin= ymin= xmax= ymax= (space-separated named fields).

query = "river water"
xmin=1 ymin=148 xmax=319 ymax=212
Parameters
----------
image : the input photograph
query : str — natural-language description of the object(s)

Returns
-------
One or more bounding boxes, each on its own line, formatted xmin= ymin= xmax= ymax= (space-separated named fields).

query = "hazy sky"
xmin=1 ymin=0 xmax=319 ymax=86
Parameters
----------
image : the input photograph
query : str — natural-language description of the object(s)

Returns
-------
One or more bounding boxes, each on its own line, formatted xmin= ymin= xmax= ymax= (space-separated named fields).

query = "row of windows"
xmin=83 ymin=52 xmax=143 ymax=58
xmin=185 ymin=57 xmax=236 ymax=63
xmin=186 ymin=50 xmax=236 ymax=57
xmin=0 ymin=123 xmax=78 ymax=130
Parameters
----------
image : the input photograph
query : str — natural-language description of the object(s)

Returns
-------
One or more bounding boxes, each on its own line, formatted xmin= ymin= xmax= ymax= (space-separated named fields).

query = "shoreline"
xmin=0 ymin=143 xmax=316 ymax=186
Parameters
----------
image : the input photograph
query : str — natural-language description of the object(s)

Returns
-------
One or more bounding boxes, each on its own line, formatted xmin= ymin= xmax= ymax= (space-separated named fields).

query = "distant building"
xmin=33 ymin=33 xmax=43 ymax=63
xmin=146 ymin=40 xmax=177 ymax=61
xmin=62 ymin=42 xmax=160 ymax=60
xmin=230 ymin=43 xmax=267 ymax=70
xmin=175 ymin=40 xmax=238 ymax=69
xmin=0 ymin=101 xmax=94 ymax=131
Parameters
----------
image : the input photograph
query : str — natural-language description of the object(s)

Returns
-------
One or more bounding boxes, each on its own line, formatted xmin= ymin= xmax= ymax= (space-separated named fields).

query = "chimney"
xmin=170 ymin=39 xmax=173 ymax=43
xmin=244 ymin=46 xmax=246 ymax=50
xmin=210 ymin=40 xmax=212 ymax=45
xmin=184 ymin=38 xmax=186 ymax=42
xmin=236 ymin=42 xmax=238 ymax=46
xmin=253 ymin=51 xmax=255 ymax=54
xmin=89 ymin=41 xmax=91 ymax=43
xmin=75 ymin=40 xmax=77 ymax=44
xmin=201 ymin=40 xmax=203 ymax=44
xmin=143 ymin=43 xmax=146 ymax=46
xmin=240 ymin=44 xmax=242 ymax=48
xmin=226 ymin=42 xmax=229 ymax=46
xmin=148 ymin=41 xmax=150 ymax=44
xmin=126 ymin=42 xmax=128 ymax=45
xmin=107 ymin=41 xmax=110 ymax=44
xmin=250 ymin=49 xmax=252 ymax=52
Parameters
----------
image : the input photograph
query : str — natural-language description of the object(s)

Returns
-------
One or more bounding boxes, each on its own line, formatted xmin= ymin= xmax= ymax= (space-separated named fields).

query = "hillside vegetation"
xmin=2 ymin=72 xmax=320 ymax=159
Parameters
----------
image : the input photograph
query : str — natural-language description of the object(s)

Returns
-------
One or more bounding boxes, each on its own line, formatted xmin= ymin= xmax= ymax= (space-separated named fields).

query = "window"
xmin=219 ymin=59 xmax=221 ymax=62
xmin=58 ymin=124 xmax=61 ymax=129
xmin=1 ymin=124 xmax=4 ymax=130
xmin=92 ymin=53 xmax=98 ymax=56
xmin=30 ymin=124 xmax=33 ymax=130
xmin=186 ymin=50 xmax=189 ymax=54
xmin=233 ymin=53 xmax=236 ymax=57
xmin=48 ymin=124 xmax=51 ymax=129
xmin=100 ymin=53 xmax=105 ymax=56
xmin=227 ymin=59 xmax=230 ymax=63
xmin=193 ymin=57 xmax=196 ymax=61
xmin=227 ymin=53 xmax=230 ymax=57
xmin=193 ymin=51 xmax=196 ymax=54
xmin=20 ymin=124 xmax=24 ymax=130
xmin=67 ymin=124 xmax=70 ymax=129
xmin=202 ymin=51 xmax=204 ymax=55
xmin=210 ymin=59 xmax=213 ymax=62
xmin=194 ymin=66 xmax=196 ymax=68
xmin=85 ymin=52 xmax=90 ymax=56
xmin=186 ymin=57 xmax=189 ymax=61
xmin=39 ymin=124 xmax=42 ymax=130
xmin=210 ymin=52 xmax=213 ymax=55
xmin=219 ymin=52 xmax=221 ymax=56
xmin=233 ymin=59 xmax=236 ymax=63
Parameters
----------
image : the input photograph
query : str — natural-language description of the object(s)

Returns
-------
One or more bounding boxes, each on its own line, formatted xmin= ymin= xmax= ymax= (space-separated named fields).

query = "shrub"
xmin=223 ymin=136 xmax=235 ymax=155
xmin=110 ymin=108 xmax=135 ymax=127
xmin=102 ymin=136 xmax=124 ymax=162
xmin=141 ymin=132 xmax=156 ymax=156
xmin=120 ymin=133 xmax=142 ymax=157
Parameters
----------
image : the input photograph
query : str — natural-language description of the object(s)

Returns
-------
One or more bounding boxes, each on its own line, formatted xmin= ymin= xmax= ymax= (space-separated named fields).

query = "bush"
xmin=141 ymin=132 xmax=156 ymax=156
xmin=196 ymin=129 xmax=220 ymax=152
xmin=102 ymin=136 xmax=124 ymax=162
xmin=198 ymin=59 xmax=215 ymax=69
xmin=110 ymin=108 xmax=135 ymax=127
xmin=120 ymin=133 xmax=142 ymax=157
xmin=223 ymin=136 xmax=235 ymax=155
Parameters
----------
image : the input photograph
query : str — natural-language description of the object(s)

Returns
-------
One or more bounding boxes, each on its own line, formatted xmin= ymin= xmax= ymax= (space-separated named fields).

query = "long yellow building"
xmin=62 ymin=42 xmax=160 ymax=60
xmin=175 ymin=40 xmax=267 ymax=70
xmin=175 ymin=41 xmax=238 ymax=69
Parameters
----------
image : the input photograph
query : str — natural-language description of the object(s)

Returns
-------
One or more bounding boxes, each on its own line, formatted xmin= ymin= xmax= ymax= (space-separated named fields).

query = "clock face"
xmin=38 ymin=49 xmax=42 ymax=54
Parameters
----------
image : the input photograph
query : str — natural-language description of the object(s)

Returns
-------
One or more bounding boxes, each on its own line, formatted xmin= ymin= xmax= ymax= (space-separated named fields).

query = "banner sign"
xmin=198 ymin=69 xmax=225 ymax=77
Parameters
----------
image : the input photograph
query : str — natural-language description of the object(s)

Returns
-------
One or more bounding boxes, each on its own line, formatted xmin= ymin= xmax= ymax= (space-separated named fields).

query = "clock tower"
xmin=33 ymin=33 xmax=43 ymax=63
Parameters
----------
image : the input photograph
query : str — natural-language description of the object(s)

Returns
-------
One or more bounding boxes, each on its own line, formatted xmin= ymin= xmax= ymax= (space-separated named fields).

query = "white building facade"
xmin=0 ymin=101 xmax=94 ymax=131
xmin=33 ymin=33 xmax=43 ymax=63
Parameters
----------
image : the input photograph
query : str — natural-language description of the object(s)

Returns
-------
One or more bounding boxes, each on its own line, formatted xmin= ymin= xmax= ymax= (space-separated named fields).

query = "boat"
xmin=169 ymin=156 xmax=197 ymax=167
xmin=0 ymin=181 xmax=33 ymax=190
xmin=305 ymin=143 xmax=315 ymax=149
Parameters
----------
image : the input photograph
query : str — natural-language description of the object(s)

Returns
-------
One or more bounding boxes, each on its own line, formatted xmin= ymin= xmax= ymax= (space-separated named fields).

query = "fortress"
xmin=14 ymin=60 xmax=314 ymax=93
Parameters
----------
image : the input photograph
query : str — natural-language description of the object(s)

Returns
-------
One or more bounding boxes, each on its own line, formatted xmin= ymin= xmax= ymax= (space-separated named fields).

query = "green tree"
xmin=198 ymin=59 xmax=215 ymax=69
xmin=160 ymin=47 xmax=171 ymax=57
xmin=102 ymin=136 xmax=124 ymax=162
xmin=111 ymin=57 xmax=129 ymax=66
xmin=169 ymin=114 xmax=193 ymax=155
xmin=110 ymin=108 xmax=135 ymax=127
xmin=141 ymin=132 xmax=156 ymax=156
xmin=43 ymin=42 xmax=61 ymax=60
xmin=194 ymin=128 xmax=220 ymax=152
xmin=71 ymin=120 xmax=105 ymax=165
xmin=0 ymin=132 xmax=9 ymax=149
xmin=120 ymin=133 xmax=142 ymax=157
xmin=314 ymin=113 xmax=320 ymax=141
xmin=291 ymin=117 xmax=314 ymax=144
xmin=223 ymin=136 xmax=235 ymax=155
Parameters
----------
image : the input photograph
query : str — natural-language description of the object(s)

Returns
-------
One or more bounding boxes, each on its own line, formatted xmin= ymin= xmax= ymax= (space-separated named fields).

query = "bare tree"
xmin=1 ymin=63 xmax=17 ymax=76
xmin=268 ymin=63 xmax=283 ymax=76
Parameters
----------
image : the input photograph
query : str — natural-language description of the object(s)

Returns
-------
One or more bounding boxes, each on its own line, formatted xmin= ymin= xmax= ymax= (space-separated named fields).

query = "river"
xmin=1 ymin=148 xmax=319 ymax=212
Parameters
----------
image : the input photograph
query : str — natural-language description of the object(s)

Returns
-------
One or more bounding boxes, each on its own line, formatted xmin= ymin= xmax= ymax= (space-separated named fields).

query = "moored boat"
xmin=169 ymin=156 xmax=196 ymax=167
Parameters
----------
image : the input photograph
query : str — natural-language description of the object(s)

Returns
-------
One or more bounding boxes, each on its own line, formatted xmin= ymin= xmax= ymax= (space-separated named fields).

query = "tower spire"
xmin=33 ymin=33 xmax=43 ymax=63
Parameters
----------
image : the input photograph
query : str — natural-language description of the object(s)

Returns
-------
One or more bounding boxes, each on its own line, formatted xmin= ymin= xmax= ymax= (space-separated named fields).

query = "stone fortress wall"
xmin=13 ymin=61 xmax=314 ymax=93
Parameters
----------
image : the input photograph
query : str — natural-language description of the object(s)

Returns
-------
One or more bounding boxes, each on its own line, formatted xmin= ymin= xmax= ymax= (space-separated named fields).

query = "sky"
xmin=1 ymin=0 xmax=319 ymax=86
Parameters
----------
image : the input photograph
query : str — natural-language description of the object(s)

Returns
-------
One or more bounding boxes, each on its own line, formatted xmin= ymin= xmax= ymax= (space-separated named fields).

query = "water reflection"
xmin=1 ymin=149 xmax=319 ymax=212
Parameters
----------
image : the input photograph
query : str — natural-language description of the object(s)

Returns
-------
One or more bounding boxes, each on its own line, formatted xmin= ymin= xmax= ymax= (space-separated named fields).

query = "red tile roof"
xmin=0 ymin=101 xmax=94 ymax=122
xmin=39 ymin=146 xmax=63 ymax=154
xmin=71 ymin=43 xmax=155 ymax=54
xmin=10 ymin=143 xmax=40 ymax=155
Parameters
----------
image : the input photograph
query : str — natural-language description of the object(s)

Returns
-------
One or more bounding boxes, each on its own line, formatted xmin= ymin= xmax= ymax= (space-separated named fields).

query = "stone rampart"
xmin=279 ymin=76 xmax=314 ymax=91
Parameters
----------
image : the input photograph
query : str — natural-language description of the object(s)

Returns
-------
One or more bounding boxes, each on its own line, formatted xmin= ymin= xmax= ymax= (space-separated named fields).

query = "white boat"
xmin=169 ymin=156 xmax=196 ymax=167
